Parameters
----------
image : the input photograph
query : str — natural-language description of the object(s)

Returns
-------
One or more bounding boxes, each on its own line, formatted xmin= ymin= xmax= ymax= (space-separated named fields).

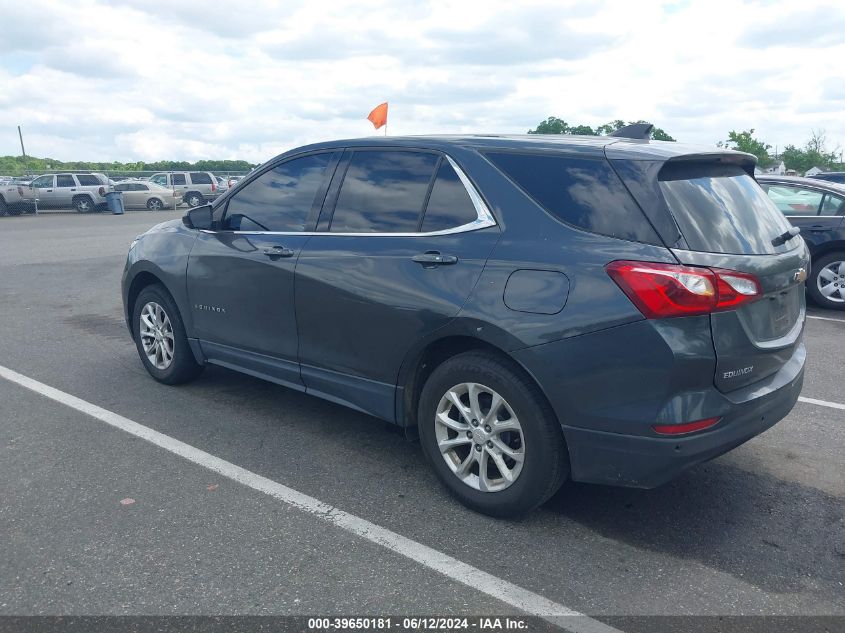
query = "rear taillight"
xmin=17 ymin=186 xmax=23 ymax=196
xmin=211 ymin=182 xmax=217 ymax=192
xmin=606 ymin=261 xmax=761 ymax=319
xmin=653 ymin=417 xmax=721 ymax=435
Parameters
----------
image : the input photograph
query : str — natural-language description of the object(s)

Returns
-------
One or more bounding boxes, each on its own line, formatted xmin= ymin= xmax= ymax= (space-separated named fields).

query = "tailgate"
xmin=672 ymin=247 xmax=808 ymax=391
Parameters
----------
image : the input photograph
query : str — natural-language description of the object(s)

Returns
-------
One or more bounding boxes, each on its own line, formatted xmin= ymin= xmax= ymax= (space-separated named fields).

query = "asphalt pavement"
xmin=0 ymin=211 xmax=842 ymax=627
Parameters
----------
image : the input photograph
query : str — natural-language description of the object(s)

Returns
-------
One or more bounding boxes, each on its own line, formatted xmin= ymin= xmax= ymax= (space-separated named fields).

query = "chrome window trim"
xmin=784 ymin=215 xmax=842 ymax=219
xmin=201 ymin=153 xmax=497 ymax=238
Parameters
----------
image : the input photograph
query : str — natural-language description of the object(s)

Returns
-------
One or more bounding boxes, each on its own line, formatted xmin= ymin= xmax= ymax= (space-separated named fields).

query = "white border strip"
xmin=0 ymin=364 xmax=620 ymax=633
xmin=807 ymin=315 xmax=845 ymax=324
xmin=798 ymin=396 xmax=845 ymax=411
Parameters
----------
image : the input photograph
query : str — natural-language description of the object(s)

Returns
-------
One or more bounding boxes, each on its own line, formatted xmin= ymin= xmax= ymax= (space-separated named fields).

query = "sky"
xmin=0 ymin=0 xmax=842 ymax=164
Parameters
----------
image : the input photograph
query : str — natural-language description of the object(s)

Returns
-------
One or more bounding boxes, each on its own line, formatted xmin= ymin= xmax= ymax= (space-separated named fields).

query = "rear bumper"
xmin=563 ymin=342 xmax=805 ymax=488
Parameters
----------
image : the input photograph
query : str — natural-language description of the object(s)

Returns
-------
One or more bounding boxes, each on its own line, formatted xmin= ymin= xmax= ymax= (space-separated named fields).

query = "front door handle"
xmin=412 ymin=251 xmax=458 ymax=266
xmin=807 ymin=225 xmax=829 ymax=232
xmin=263 ymin=245 xmax=295 ymax=259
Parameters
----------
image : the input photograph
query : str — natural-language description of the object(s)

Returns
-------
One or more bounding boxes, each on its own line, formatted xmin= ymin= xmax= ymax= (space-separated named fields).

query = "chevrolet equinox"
xmin=122 ymin=133 xmax=808 ymax=517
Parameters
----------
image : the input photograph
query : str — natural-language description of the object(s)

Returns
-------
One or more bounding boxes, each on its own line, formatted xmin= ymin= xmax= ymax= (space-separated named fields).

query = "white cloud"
xmin=0 ymin=0 xmax=841 ymax=164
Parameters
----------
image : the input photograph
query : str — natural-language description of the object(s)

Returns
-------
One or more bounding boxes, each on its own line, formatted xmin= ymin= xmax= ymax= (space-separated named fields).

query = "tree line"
xmin=0 ymin=155 xmax=256 ymax=176
xmin=528 ymin=117 xmax=843 ymax=174
xmin=718 ymin=129 xmax=842 ymax=173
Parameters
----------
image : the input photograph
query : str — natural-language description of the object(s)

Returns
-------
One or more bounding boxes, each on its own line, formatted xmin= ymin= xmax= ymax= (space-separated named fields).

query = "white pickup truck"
xmin=0 ymin=180 xmax=37 ymax=216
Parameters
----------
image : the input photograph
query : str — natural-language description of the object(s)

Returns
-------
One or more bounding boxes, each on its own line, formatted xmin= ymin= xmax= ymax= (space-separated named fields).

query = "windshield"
xmin=659 ymin=163 xmax=794 ymax=255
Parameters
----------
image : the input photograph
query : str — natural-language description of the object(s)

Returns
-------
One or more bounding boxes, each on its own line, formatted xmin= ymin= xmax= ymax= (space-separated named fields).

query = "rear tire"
xmin=73 ymin=195 xmax=94 ymax=213
xmin=807 ymin=251 xmax=845 ymax=311
xmin=147 ymin=197 xmax=164 ymax=210
xmin=132 ymin=284 xmax=204 ymax=385
xmin=185 ymin=192 xmax=203 ymax=208
xmin=418 ymin=351 xmax=569 ymax=518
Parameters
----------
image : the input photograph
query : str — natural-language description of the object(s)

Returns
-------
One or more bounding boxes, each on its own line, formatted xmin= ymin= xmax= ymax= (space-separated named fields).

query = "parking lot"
xmin=0 ymin=211 xmax=843 ymax=629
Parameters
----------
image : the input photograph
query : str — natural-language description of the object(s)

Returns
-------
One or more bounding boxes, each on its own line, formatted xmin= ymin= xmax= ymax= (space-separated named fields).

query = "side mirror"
xmin=183 ymin=204 xmax=214 ymax=230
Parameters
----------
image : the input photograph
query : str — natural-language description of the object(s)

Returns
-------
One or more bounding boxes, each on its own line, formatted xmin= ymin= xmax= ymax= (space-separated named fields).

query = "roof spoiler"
xmin=609 ymin=123 xmax=654 ymax=140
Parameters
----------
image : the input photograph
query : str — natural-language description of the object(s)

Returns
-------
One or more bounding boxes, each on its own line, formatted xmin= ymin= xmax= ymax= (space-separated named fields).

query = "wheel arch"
xmin=396 ymin=332 xmax=562 ymax=441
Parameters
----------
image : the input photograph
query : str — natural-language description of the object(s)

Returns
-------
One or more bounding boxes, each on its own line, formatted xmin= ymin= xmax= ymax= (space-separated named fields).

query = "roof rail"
xmin=609 ymin=123 xmax=653 ymax=140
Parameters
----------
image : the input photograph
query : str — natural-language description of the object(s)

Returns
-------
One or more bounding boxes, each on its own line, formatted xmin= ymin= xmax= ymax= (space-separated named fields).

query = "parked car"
xmin=123 ymin=135 xmax=807 ymax=517
xmin=148 ymin=172 xmax=219 ymax=208
xmin=114 ymin=181 xmax=182 ymax=210
xmin=0 ymin=181 xmax=37 ymax=215
xmin=227 ymin=176 xmax=244 ymax=188
xmin=26 ymin=173 xmax=107 ymax=212
xmin=807 ymin=172 xmax=845 ymax=184
xmin=757 ymin=175 xmax=845 ymax=310
xmin=214 ymin=176 xmax=229 ymax=195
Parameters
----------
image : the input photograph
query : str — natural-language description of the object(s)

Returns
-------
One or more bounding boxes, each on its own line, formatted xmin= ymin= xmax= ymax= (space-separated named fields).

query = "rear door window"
xmin=56 ymin=175 xmax=75 ymax=187
xmin=420 ymin=160 xmax=478 ymax=232
xmin=659 ymin=164 xmax=793 ymax=255
xmin=484 ymin=151 xmax=660 ymax=244
xmin=759 ymin=183 xmax=823 ymax=215
xmin=329 ymin=150 xmax=439 ymax=233
xmin=172 ymin=174 xmax=186 ymax=185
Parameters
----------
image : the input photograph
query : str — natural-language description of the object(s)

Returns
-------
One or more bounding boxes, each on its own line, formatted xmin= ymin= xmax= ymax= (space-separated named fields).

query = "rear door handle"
xmin=412 ymin=251 xmax=458 ymax=266
xmin=808 ymin=225 xmax=829 ymax=232
xmin=263 ymin=245 xmax=295 ymax=259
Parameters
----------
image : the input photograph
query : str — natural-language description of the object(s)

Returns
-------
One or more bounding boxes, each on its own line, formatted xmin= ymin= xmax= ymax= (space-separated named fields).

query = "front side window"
xmin=31 ymin=175 xmax=53 ymax=188
xmin=56 ymin=175 xmax=75 ymax=187
xmin=172 ymin=174 xmax=186 ymax=185
xmin=760 ymin=184 xmax=823 ymax=216
xmin=330 ymin=150 xmax=439 ymax=233
xmin=822 ymin=193 xmax=845 ymax=215
xmin=420 ymin=160 xmax=478 ymax=232
xmin=151 ymin=175 xmax=168 ymax=186
xmin=223 ymin=153 xmax=331 ymax=232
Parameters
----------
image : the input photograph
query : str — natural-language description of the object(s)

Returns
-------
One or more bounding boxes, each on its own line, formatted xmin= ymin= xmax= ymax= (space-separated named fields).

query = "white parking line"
xmin=798 ymin=396 xmax=845 ymax=411
xmin=0 ymin=364 xmax=619 ymax=633
xmin=807 ymin=315 xmax=845 ymax=323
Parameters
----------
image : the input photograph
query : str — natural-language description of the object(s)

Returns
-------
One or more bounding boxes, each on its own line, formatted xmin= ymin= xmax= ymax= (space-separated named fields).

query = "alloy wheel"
xmin=139 ymin=301 xmax=175 ymax=370
xmin=817 ymin=260 xmax=845 ymax=303
xmin=434 ymin=382 xmax=525 ymax=492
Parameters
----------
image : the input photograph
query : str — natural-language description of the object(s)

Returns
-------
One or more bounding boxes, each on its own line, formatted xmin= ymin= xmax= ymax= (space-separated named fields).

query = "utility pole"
xmin=18 ymin=125 xmax=26 ymax=159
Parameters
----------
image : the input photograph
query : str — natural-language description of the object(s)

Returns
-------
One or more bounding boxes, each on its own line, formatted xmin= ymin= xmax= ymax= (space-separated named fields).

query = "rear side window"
xmin=190 ymin=172 xmax=212 ymax=185
xmin=56 ymin=175 xmax=75 ymax=187
xmin=330 ymin=150 xmax=439 ymax=233
xmin=485 ymin=152 xmax=660 ymax=243
xmin=659 ymin=164 xmax=793 ymax=255
xmin=172 ymin=174 xmax=186 ymax=185
xmin=76 ymin=174 xmax=100 ymax=186
xmin=223 ymin=153 xmax=331 ymax=232
xmin=421 ymin=161 xmax=478 ymax=232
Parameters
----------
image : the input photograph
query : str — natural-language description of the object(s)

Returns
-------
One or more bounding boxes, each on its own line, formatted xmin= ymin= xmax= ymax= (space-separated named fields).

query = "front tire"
xmin=418 ymin=351 xmax=569 ymax=518
xmin=133 ymin=284 xmax=204 ymax=384
xmin=807 ymin=252 xmax=845 ymax=311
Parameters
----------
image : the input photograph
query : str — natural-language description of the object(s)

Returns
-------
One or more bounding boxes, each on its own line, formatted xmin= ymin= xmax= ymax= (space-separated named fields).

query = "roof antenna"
xmin=609 ymin=123 xmax=654 ymax=140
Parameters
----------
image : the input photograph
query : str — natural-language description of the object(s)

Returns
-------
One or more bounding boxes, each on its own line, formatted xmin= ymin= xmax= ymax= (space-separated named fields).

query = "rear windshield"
xmin=659 ymin=163 xmax=794 ymax=255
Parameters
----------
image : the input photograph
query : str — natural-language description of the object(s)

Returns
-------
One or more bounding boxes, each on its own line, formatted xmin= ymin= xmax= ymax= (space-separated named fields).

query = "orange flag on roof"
xmin=367 ymin=102 xmax=388 ymax=130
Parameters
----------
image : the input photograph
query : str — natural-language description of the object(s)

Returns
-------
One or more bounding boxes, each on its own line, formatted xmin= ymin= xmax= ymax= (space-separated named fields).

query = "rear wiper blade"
xmin=771 ymin=226 xmax=800 ymax=247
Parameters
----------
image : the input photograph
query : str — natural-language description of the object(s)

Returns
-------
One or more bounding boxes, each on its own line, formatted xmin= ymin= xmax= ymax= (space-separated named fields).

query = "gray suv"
xmin=28 ymin=173 xmax=108 ymax=212
xmin=149 ymin=172 xmax=220 ymax=208
xmin=122 ymin=132 xmax=808 ymax=517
